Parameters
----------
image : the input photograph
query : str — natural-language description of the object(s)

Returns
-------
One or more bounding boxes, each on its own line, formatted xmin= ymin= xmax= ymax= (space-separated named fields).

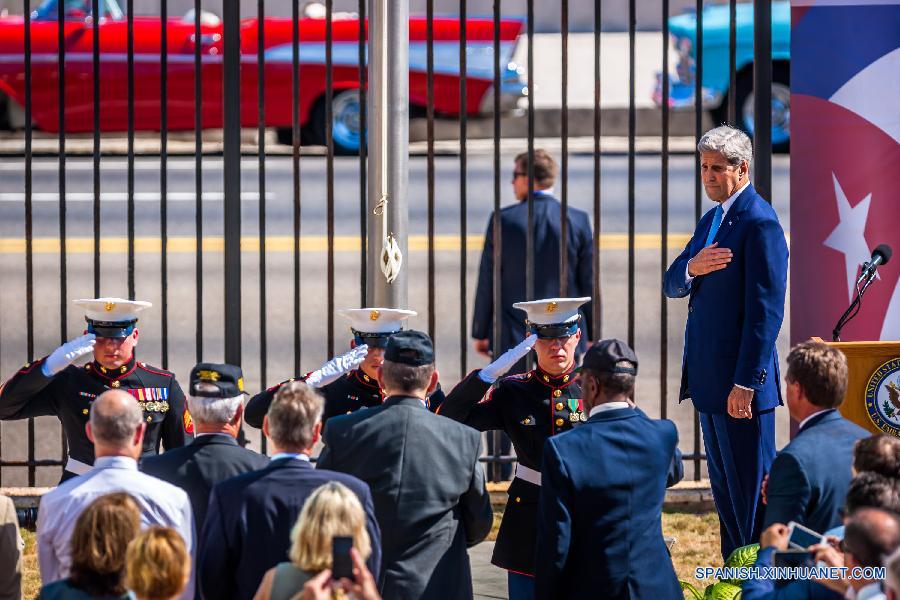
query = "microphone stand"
xmin=832 ymin=265 xmax=878 ymax=341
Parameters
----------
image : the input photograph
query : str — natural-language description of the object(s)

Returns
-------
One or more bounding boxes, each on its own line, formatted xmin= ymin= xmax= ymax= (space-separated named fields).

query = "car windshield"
xmin=33 ymin=0 xmax=124 ymax=21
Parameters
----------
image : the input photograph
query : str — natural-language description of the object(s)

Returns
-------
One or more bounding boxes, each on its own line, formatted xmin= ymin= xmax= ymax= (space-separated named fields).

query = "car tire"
xmin=306 ymin=89 xmax=363 ymax=156
xmin=717 ymin=62 xmax=790 ymax=154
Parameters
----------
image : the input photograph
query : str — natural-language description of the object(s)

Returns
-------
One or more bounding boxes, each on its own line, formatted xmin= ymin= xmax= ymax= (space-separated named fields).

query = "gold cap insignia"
xmin=546 ymin=301 xmax=558 ymax=313
xmin=197 ymin=370 xmax=220 ymax=382
xmin=237 ymin=377 xmax=244 ymax=392
xmin=104 ymin=302 xmax=116 ymax=312
xmin=369 ymin=310 xmax=380 ymax=321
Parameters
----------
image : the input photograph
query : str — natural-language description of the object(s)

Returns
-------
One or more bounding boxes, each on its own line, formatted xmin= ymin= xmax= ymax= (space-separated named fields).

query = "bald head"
xmin=88 ymin=390 xmax=144 ymax=453
xmin=845 ymin=508 xmax=900 ymax=569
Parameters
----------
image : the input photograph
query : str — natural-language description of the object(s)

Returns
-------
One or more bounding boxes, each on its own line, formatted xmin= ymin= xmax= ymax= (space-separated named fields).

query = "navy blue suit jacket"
xmin=763 ymin=409 xmax=869 ymax=533
xmin=535 ymin=406 xmax=682 ymax=600
xmin=197 ymin=458 xmax=381 ymax=600
xmin=742 ymin=547 xmax=843 ymax=600
xmin=664 ymin=184 xmax=788 ymax=414
xmin=472 ymin=192 xmax=594 ymax=357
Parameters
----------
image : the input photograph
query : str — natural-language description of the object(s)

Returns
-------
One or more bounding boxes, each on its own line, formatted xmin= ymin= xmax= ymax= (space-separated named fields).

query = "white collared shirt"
xmin=845 ymin=581 xmax=885 ymax=600
xmin=685 ymin=179 xmax=750 ymax=285
xmin=797 ymin=408 xmax=834 ymax=432
xmin=37 ymin=455 xmax=195 ymax=599
xmin=270 ymin=452 xmax=311 ymax=462
xmin=588 ymin=401 xmax=631 ymax=418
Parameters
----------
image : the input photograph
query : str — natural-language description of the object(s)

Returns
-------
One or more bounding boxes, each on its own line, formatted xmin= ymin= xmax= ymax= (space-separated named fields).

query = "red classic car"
xmin=0 ymin=0 xmax=526 ymax=152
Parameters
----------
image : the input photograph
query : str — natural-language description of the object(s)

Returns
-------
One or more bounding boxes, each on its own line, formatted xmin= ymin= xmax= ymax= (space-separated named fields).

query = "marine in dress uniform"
xmin=439 ymin=297 xmax=591 ymax=600
xmin=0 ymin=298 xmax=191 ymax=482
xmin=245 ymin=308 xmax=445 ymax=428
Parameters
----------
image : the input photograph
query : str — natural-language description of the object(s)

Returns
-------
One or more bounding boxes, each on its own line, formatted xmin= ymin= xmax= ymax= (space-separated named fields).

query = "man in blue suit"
xmin=664 ymin=125 xmax=789 ymax=560
xmin=535 ymin=339 xmax=683 ymax=599
xmin=764 ymin=341 xmax=869 ymax=534
xmin=197 ymin=381 xmax=381 ymax=600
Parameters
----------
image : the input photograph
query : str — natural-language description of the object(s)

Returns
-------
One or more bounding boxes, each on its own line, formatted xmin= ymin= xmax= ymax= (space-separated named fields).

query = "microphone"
xmin=856 ymin=244 xmax=892 ymax=286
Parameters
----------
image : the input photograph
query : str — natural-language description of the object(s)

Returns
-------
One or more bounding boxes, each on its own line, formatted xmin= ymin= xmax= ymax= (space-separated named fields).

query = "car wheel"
xmin=308 ymin=89 xmax=363 ymax=155
xmin=732 ymin=63 xmax=791 ymax=153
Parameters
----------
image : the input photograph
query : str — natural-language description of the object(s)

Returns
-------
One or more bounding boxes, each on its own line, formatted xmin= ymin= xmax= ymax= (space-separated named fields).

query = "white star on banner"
xmin=823 ymin=173 xmax=872 ymax=303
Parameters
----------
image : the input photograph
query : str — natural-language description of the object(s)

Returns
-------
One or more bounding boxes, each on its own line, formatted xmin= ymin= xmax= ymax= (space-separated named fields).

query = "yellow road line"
xmin=0 ymin=234 xmax=695 ymax=255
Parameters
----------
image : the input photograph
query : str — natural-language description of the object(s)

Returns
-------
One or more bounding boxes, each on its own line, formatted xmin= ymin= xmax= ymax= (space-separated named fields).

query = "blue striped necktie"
xmin=705 ymin=204 xmax=724 ymax=246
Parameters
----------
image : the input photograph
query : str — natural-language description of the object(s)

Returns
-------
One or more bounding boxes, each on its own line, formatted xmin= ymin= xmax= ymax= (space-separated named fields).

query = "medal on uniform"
xmin=567 ymin=398 xmax=580 ymax=422
xmin=580 ymin=412 xmax=588 ymax=422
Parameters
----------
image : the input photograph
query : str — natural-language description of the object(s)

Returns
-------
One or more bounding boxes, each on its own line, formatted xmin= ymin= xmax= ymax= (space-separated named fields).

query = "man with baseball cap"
xmin=439 ymin=297 xmax=590 ymax=599
xmin=535 ymin=339 xmax=683 ymax=599
xmin=244 ymin=307 xmax=445 ymax=428
xmin=141 ymin=362 xmax=269 ymax=527
xmin=0 ymin=297 xmax=191 ymax=482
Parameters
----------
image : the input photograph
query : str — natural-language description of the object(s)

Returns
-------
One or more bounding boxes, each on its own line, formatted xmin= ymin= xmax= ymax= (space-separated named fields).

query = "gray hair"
xmin=90 ymin=390 xmax=144 ymax=446
xmin=381 ymin=361 xmax=434 ymax=395
xmin=266 ymin=381 xmax=323 ymax=451
xmin=187 ymin=384 xmax=243 ymax=426
xmin=697 ymin=125 xmax=753 ymax=167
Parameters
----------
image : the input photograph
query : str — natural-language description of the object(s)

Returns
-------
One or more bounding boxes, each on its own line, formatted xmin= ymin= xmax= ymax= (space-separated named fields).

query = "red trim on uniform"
xmin=533 ymin=365 xmax=577 ymax=389
xmin=352 ymin=368 xmax=379 ymax=390
xmin=135 ymin=363 xmax=173 ymax=378
xmin=17 ymin=357 xmax=45 ymax=375
xmin=505 ymin=569 xmax=535 ymax=578
xmin=89 ymin=357 xmax=138 ymax=382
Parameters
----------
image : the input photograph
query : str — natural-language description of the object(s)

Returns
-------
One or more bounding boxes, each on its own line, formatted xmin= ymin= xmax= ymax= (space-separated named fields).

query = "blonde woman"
xmin=253 ymin=482 xmax=373 ymax=600
xmin=125 ymin=527 xmax=190 ymax=600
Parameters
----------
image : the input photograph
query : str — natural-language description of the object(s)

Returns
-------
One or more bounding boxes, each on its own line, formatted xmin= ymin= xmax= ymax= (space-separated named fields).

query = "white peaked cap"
xmin=73 ymin=297 xmax=153 ymax=322
xmin=512 ymin=297 xmax=591 ymax=325
xmin=336 ymin=307 xmax=418 ymax=334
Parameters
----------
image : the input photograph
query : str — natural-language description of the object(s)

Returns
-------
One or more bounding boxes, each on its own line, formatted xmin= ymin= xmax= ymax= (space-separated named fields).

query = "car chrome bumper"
xmin=479 ymin=62 xmax=528 ymax=114
xmin=652 ymin=71 xmax=722 ymax=110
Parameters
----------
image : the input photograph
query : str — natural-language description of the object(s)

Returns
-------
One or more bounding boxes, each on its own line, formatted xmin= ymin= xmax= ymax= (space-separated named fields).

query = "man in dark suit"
xmin=141 ymin=363 xmax=270 ymax=528
xmin=534 ymin=339 xmax=682 ymax=599
xmin=318 ymin=331 xmax=493 ymax=600
xmin=197 ymin=381 xmax=381 ymax=600
xmin=664 ymin=125 xmax=789 ymax=559
xmin=763 ymin=342 xmax=869 ymax=534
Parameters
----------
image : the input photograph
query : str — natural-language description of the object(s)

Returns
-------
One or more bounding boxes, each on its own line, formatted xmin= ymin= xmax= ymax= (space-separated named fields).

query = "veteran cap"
xmin=74 ymin=297 xmax=152 ymax=338
xmin=189 ymin=362 xmax=247 ymax=398
xmin=582 ymin=339 xmax=638 ymax=375
xmin=337 ymin=307 xmax=417 ymax=348
xmin=513 ymin=297 xmax=591 ymax=338
xmin=384 ymin=330 xmax=434 ymax=366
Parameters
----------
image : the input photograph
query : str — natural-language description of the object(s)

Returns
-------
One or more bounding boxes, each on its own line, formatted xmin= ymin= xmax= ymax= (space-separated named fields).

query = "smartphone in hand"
xmin=332 ymin=536 xmax=354 ymax=581
xmin=787 ymin=521 xmax=825 ymax=550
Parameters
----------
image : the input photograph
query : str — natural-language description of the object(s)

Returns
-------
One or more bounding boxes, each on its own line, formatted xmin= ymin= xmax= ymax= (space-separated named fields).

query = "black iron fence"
xmin=0 ymin=0 xmax=774 ymax=486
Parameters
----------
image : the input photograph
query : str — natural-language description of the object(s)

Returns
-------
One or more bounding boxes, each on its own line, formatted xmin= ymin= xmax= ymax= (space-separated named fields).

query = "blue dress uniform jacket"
xmin=472 ymin=193 xmax=594 ymax=359
xmin=198 ymin=457 xmax=381 ymax=600
xmin=244 ymin=370 xmax=445 ymax=429
xmin=140 ymin=434 xmax=270 ymax=529
xmin=763 ymin=409 xmax=869 ymax=534
xmin=0 ymin=355 xmax=191 ymax=473
xmin=318 ymin=396 xmax=493 ymax=600
xmin=535 ymin=406 xmax=682 ymax=600
xmin=663 ymin=183 xmax=788 ymax=414
xmin=438 ymin=367 xmax=585 ymax=575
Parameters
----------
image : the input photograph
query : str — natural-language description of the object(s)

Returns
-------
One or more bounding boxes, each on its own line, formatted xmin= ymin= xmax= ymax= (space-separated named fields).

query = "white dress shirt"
xmin=846 ymin=581 xmax=885 ymax=600
xmin=588 ymin=401 xmax=631 ymax=418
xmin=37 ymin=455 xmax=195 ymax=598
xmin=684 ymin=179 xmax=750 ymax=285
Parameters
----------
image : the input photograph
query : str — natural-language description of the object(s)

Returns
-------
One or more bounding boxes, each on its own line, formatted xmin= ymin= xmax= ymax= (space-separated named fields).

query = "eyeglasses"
xmin=511 ymin=171 xmax=527 ymax=182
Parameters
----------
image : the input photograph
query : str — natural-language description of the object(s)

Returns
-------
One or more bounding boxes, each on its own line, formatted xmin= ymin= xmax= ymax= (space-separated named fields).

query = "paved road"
xmin=0 ymin=153 xmax=792 ymax=486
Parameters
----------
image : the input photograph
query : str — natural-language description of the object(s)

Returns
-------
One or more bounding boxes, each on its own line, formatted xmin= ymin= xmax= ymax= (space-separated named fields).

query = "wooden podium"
xmin=811 ymin=337 xmax=900 ymax=436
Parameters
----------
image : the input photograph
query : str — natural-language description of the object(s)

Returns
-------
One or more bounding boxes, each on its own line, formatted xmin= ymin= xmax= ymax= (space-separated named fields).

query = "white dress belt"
xmin=65 ymin=456 xmax=92 ymax=475
xmin=515 ymin=463 xmax=541 ymax=486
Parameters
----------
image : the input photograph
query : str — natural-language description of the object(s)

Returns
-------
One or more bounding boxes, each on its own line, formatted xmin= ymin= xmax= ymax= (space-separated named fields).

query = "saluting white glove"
xmin=304 ymin=344 xmax=369 ymax=388
xmin=478 ymin=334 xmax=538 ymax=384
xmin=42 ymin=334 xmax=96 ymax=376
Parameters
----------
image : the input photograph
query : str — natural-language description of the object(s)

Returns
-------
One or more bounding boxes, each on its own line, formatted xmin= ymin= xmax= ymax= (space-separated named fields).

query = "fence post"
xmin=753 ymin=0 xmax=772 ymax=200
xmin=223 ymin=0 xmax=242 ymax=364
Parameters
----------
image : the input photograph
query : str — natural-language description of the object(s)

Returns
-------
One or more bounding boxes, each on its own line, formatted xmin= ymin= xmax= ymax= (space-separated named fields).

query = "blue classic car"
xmin=653 ymin=1 xmax=791 ymax=150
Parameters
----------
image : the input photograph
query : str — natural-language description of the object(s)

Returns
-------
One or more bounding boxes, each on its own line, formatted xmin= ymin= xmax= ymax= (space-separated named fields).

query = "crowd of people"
xmin=0 ymin=126 xmax=896 ymax=600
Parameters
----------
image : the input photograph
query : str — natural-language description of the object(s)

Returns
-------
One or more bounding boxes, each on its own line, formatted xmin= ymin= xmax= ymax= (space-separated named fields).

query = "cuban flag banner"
xmin=790 ymin=0 xmax=900 ymax=343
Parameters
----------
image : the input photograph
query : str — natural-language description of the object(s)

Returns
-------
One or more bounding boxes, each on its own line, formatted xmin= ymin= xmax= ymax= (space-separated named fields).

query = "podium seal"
xmin=865 ymin=357 xmax=900 ymax=437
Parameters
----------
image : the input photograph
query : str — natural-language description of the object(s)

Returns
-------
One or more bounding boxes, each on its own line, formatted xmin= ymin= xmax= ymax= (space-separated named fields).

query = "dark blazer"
xmin=197 ymin=458 xmax=381 ymax=600
xmin=318 ymin=396 xmax=493 ymax=600
xmin=140 ymin=433 xmax=270 ymax=528
xmin=742 ymin=546 xmax=843 ymax=600
xmin=535 ymin=406 xmax=682 ymax=600
xmin=472 ymin=192 xmax=594 ymax=359
xmin=664 ymin=184 xmax=788 ymax=414
xmin=763 ymin=409 xmax=869 ymax=533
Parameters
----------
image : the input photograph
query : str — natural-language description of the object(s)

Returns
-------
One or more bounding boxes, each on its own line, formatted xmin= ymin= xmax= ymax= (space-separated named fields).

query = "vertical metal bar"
xmin=426 ymin=0 xmax=436 ymax=340
xmin=694 ymin=0 xmax=704 ymax=480
xmin=526 ymin=0 xmax=534 ymax=305
xmin=358 ymin=0 xmax=367 ymax=305
xmin=661 ymin=0 xmax=669 ymax=421
xmin=58 ymin=0 xmax=69 ymax=475
xmin=459 ymin=0 xmax=467 ymax=379
xmin=194 ymin=0 xmax=203 ymax=363
xmin=326 ymin=0 xmax=335 ymax=357
xmin=592 ymin=0 xmax=601 ymax=341
xmin=627 ymin=0 xmax=636 ymax=349
xmin=728 ymin=0 xmax=737 ymax=125
xmin=258 ymin=0 xmax=268 ymax=456
xmin=223 ymin=0 xmax=242 ymax=366
xmin=559 ymin=0 xmax=568 ymax=296
xmin=92 ymin=0 xmax=101 ymax=297
xmin=127 ymin=0 xmax=135 ymax=299
xmin=753 ymin=0 xmax=772 ymax=201
xmin=160 ymin=0 xmax=169 ymax=368
xmin=492 ymin=0 xmax=503 ymax=483
xmin=24 ymin=0 xmax=35 ymax=487
xmin=292 ymin=0 xmax=302 ymax=373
